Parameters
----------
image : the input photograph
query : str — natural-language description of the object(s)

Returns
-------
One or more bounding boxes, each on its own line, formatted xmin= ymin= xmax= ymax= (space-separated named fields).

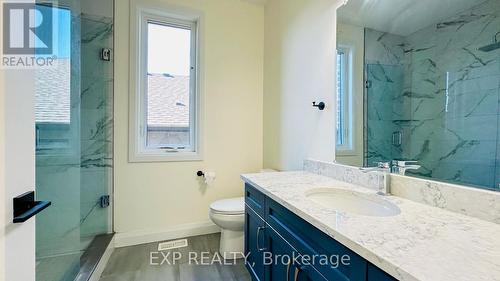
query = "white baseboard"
xmin=114 ymin=221 xmax=220 ymax=248
xmin=88 ymin=236 xmax=115 ymax=281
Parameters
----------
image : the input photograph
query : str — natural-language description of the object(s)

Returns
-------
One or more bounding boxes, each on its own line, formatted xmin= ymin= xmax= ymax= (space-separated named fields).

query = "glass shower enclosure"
xmin=364 ymin=0 xmax=500 ymax=190
xmin=34 ymin=1 xmax=114 ymax=280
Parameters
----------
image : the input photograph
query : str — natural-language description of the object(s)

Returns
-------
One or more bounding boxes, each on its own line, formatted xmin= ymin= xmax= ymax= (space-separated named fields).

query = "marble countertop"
xmin=241 ymin=171 xmax=500 ymax=281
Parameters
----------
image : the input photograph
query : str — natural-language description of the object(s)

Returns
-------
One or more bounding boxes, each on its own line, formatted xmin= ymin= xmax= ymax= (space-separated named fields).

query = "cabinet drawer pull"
xmin=256 ymin=226 xmax=266 ymax=251
xmin=293 ymin=266 xmax=303 ymax=281
xmin=286 ymin=261 xmax=292 ymax=281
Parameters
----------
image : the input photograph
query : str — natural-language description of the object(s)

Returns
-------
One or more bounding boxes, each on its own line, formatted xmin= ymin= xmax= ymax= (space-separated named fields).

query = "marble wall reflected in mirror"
xmin=335 ymin=0 xmax=500 ymax=191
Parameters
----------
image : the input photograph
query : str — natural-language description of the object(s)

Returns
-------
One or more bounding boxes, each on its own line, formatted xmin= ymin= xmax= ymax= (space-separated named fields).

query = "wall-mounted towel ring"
xmin=312 ymin=102 xmax=325 ymax=110
xmin=197 ymin=171 xmax=205 ymax=177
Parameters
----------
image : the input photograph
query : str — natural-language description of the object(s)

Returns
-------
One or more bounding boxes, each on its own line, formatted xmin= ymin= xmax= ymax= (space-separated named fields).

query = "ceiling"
xmin=337 ymin=0 xmax=488 ymax=36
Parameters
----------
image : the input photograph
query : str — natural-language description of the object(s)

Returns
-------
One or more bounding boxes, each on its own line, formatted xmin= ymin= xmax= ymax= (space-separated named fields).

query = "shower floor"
xmin=36 ymin=234 xmax=113 ymax=281
xmin=36 ymin=252 xmax=82 ymax=281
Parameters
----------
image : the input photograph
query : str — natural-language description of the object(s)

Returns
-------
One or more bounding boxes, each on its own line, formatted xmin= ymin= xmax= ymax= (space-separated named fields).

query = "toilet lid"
xmin=210 ymin=197 xmax=244 ymax=215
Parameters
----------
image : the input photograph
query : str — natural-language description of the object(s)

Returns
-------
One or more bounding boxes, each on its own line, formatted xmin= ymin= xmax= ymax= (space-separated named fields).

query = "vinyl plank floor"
xmin=100 ymin=233 xmax=251 ymax=281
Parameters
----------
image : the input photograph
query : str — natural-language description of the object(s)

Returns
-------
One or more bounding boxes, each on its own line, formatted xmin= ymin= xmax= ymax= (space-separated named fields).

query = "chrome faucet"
xmin=360 ymin=162 xmax=391 ymax=173
xmin=391 ymin=160 xmax=421 ymax=175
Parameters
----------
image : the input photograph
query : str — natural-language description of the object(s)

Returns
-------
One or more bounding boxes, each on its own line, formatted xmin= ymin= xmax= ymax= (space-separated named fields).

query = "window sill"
xmin=129 ymin=150 xmax=203 ymax=163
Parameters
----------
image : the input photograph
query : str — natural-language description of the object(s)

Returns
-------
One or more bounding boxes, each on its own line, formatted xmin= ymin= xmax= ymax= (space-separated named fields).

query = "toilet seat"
xmin=210 ymin=197 xmax=244 ymax=215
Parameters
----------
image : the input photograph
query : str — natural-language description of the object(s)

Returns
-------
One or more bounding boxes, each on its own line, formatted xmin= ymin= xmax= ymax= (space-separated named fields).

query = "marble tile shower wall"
xmin=404 ymin=0 xmax=500 ymax=189
xmin=365 ymin=0 xmax=500 ymax=189
xmin=35 ymin=14 xmax=113 ymax=257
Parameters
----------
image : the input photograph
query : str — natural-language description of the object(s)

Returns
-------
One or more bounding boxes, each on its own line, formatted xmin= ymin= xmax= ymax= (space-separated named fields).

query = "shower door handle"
xmin=392 ymin=131 xmax=402 ymax=146
xmin=13 ymin=191 xmax=51 ymax=223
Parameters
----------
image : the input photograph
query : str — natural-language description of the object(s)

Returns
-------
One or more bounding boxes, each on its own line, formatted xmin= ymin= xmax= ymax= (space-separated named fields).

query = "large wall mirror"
xmin=335 ymin=0 xmax=500 ymax=191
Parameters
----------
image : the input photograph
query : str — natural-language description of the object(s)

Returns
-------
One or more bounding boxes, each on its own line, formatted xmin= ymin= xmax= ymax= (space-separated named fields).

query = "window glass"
xmin=146 ymin=22 xmax=193 ymax=150
xmin=336 ymin=50 xmax=346 ymax=147
xmin=35 ymin=6 xmax=72 ymax=151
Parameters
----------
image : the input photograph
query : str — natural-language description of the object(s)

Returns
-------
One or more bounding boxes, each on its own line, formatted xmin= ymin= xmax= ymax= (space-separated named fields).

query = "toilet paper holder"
xmin=197 ymin=170 xmax=216 ymax=185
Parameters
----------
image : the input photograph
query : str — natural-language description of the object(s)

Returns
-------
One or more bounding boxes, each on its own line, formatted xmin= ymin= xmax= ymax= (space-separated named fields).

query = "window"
xmin=130 ymin=7 xmax=201 ymax=162
xmin=336 ymin=47 xmax=353 ymax=151
xmin=35 ymin=6 xmax=75 ymax=154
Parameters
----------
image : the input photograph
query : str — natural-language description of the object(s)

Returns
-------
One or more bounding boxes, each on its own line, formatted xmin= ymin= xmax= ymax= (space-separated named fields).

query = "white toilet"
xmin=209 ymin=197 xmax=245 ymax=259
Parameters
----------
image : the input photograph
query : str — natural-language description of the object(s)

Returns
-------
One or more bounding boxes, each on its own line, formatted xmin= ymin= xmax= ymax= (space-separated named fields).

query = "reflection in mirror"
xmin=335 ymin=0 xmax=500 ymax=191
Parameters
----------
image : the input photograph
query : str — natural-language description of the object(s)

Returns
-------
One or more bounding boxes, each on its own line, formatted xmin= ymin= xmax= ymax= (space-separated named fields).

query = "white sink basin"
xmin=305 ymin=188 xmax=401 ymax=217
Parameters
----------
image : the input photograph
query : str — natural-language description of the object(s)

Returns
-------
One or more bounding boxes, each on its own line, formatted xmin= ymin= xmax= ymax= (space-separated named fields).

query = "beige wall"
xmin=263 ymin=0 xmax=341 ymax=171
xmin=114 ymin=0 xmax=264 ymax=236
xmin=335 ymin=22 xmax=365 ymax=167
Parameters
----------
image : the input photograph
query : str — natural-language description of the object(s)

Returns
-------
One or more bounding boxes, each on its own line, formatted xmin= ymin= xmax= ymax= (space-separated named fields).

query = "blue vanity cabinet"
xmin=245 ymin=204 xmax=266 ymax=281
xmin=265 ymin=198 xmax=367 ymax=281
xmin=263 ymin=225 xmax=297 ymax=281
xmin=244 ymin=183 xmax=398 ymax=281
xmin=367 ymin=264 xmax=398 ymax=281
xmin=245 ymin=183 xmax=266 ymax=217
xmin=264 ymin=225 xmax=328 ymax=281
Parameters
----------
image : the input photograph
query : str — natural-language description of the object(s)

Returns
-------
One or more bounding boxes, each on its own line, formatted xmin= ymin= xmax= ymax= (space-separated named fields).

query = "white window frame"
xmin=336 ymin=45 xmax=355 ymax=153
xmin=129 ymin=5 xmax=203 ymax=162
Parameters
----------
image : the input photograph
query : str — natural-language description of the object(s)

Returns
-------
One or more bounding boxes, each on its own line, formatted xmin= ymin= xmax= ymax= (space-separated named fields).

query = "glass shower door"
xmin=35 ymin=4 xmax=83 ymax=281
xmin=408 ymin=69 xmax=500 ymax=189
xmin=365 ymin=63 xmax=405 ymax=166
xmin=34 ymin=1 xmax=114 ymax=280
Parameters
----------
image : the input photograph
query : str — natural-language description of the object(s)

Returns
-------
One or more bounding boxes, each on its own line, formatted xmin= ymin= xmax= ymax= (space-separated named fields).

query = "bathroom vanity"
xmin=241 ymin=169 xmax=500 ymax=281
xmin=244 ymin=182 xmax=395 ymax=281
